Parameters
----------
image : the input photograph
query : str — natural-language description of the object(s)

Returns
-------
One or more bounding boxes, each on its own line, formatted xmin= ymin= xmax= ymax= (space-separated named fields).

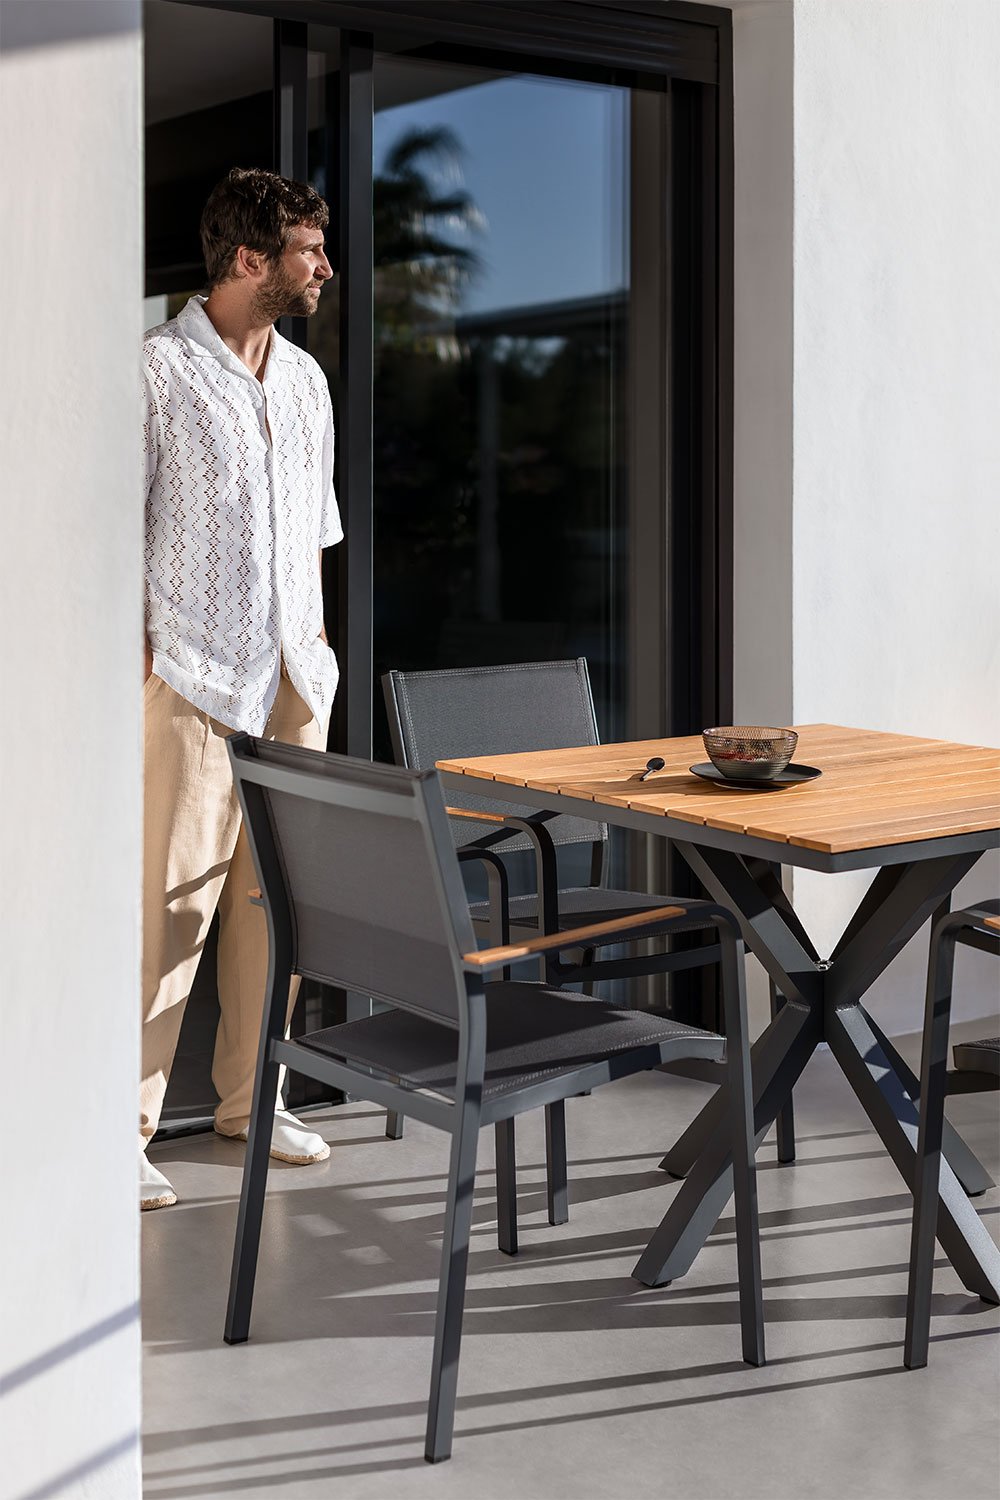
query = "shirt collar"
xmin=176 ymin=295 xmax=295 ymax=372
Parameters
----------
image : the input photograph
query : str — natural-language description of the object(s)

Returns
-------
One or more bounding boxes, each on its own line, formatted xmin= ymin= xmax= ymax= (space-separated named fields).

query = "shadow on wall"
xmin=0 ymin=0 xmax=138 ymax=54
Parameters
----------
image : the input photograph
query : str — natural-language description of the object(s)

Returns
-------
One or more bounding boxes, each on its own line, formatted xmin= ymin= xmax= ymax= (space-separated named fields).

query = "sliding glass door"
xmin=368 ymin=59 xmax=628 ymax=755
xmin=296 ymin=9 xmax=731 ymax=767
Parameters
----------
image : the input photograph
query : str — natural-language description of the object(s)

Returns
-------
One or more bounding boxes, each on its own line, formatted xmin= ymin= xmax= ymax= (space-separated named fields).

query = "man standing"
xmin=140 ymin=168 xmax=341 ymax=1210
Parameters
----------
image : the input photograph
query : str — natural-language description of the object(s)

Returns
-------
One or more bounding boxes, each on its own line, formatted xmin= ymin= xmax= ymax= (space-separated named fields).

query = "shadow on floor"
xmin=142 ymin=1326 xmax=1000 ymax=1495
xmin=141 ymin=1157 xmax=998 ymax=1354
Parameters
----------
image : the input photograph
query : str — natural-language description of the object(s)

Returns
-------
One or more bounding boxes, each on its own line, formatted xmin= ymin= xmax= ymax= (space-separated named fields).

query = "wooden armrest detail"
xmin=464 ymin=903 xmax=688 ymax=969
xmin=446 ymin=805 xmax=509 ymax=824
xmin=248 ymin=887 xmax=262 ymax=905
xmin=985 ymin=914 xmax=999 ymax=933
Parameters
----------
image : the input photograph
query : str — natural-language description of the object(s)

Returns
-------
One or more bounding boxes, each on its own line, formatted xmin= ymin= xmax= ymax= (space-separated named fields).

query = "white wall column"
xmin=716 ymin=0 xmax=998 ymax=1031
xmin=0 ymin=2 xmax=144 ymax=1495
xmin=792 ymin=0 xmax=1000 ymax=1027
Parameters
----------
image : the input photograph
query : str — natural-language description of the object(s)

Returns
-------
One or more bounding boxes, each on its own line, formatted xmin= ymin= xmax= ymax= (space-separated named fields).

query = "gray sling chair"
xmin=223 ymin=734 xmax=765 ymax=1464
xmin=904 ymin=899 xmax=1000 ymax=1370
xmin=381 ymin=659 xmax=767 ymax=1250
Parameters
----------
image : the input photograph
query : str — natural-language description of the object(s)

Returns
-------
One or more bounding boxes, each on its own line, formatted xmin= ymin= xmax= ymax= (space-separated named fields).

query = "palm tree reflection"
xmin=374 ymin=125 xmax=485 ymax=364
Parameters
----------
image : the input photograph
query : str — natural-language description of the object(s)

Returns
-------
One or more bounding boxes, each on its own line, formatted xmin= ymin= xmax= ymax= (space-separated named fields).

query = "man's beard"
xmin=251 ymin=263 xmax=320 ymax=322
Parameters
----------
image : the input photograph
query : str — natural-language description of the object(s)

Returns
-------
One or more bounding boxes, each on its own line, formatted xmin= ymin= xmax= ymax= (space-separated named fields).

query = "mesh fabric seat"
xmin=905 ymin=901 xmax=1000 ymax=1370
xmin=300 ymin=986 xmax=724 ymax=1104
xmin=952 ymin=1036 xmax=1000 ymax=1078
xmin=223 ymin=735 xmax=764 ymax=1463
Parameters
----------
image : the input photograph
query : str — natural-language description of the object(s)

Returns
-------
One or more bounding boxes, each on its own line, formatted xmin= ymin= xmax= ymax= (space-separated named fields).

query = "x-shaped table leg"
xmin=633 ymin=844 xmax=999 ymax=1301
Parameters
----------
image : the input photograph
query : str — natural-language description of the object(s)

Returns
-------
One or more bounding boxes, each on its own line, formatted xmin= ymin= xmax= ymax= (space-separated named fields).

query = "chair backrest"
xmin=228 ymin=735 xmax=477 ymax=1026
xmin=382 ymin=659 xmax=607 ymax=853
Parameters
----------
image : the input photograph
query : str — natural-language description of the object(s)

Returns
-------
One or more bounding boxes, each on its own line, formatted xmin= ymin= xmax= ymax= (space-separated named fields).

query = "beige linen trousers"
xmin=141 ymin=671 xmax=326 ymax=1147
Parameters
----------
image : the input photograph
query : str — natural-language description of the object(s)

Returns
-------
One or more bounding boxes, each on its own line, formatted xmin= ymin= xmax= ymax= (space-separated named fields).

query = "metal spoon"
xmin=639 ymin=756 xmax=665 ymax=782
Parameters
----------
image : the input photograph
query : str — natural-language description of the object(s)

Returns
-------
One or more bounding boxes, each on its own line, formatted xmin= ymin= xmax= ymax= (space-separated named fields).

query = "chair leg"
xmin=425 ymin=1104 xmax=482 ymax=1462
xmin=386 ymin=1110 xmax=404 ymax=1140
xmin=769 ymin=982 xmax=796 ymax=1163
xmin=495 ymin=1119 xmax=518 ymax=1256
xmin=224 ymin=1038 xmax=282 ymax=1346
xmin=545 ymin=1101 xmax=569 ymax=1225
xmin=720 ymin=927 xmax=765 ymax=1368
xmin=904 ymin=919 xmax=958 ymax=1369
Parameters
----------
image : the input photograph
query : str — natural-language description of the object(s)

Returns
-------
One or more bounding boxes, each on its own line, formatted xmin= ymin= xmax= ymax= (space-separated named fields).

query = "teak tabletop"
xmin=438 ymin=723 xmax=1000 ymax=857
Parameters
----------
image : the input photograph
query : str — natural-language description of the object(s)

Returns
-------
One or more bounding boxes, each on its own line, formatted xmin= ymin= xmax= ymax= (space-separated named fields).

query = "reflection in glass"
xmin=370 ymin=61 xmax=630 ymax=758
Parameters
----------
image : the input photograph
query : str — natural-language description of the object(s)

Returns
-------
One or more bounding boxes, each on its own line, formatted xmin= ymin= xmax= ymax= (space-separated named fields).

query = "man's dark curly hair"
xmin=199 ymin=167 xmax=329 ymax=289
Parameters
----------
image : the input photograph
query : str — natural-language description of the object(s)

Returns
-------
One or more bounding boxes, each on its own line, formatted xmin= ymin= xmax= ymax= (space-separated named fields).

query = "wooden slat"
xmin=983 ymin=914 xmax=1000 ymax=933
xmin=640 ymin=762 xmax=991 ymax=808
xmin=791 ymin=808 xmax=1000 ymax=855
xmin=492 ymin=741 xmax=702 ymax=786
xmin=670 ymin=785 xmax=1000 ymax=846
xmin=463 ymin=903 xmax=687 ymax=968
xmin=445 ymin=805 xmax=509 ymax=823
xmin=511 ymin=770 xmax=1000 ymax=830
xmin=437 ymin=733 xmax=706 ymax=782
xmin=493 ymin=774 xmax=1000 ymax=831
xmin=744 ymin=784 xmax=1000 ymax=830
xmin=783 ymin=749 xmax=998 ymax=781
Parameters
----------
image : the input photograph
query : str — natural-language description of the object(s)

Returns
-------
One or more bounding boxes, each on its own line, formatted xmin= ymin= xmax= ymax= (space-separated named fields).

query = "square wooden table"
xmin=438 ymin=723 xmax=1000 ymax=1300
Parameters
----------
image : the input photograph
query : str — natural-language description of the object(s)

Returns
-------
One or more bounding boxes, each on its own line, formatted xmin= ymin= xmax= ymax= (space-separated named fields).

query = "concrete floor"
xmin=141 ymin=1037 xmax=1000 ymax=1500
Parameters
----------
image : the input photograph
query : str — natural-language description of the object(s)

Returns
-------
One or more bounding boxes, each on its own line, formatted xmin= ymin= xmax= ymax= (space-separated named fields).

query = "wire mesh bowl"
xmin=702 ymin=726 xmax=798 ymax=780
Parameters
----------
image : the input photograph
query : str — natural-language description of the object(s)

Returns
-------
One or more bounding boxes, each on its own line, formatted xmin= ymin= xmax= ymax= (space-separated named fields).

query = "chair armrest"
xmin=445 ymin=799 xmax=565 ymax=941
xmin=935 ymin=901 xmax=1000 ymax=957
xmin=449 ymin=807 xmax=562 ymax=933
xmin=464 ymin=902 xmax=691 ymax=972
xmin=446 ymin=806 xmax=510 ymax=825
xmin=457 ymin=846 xmax=511 ymax=954
xmin=249 ymin=888 xmax=263 ymax=907
xmin=447 ymin=805 xmax=558 ymax=852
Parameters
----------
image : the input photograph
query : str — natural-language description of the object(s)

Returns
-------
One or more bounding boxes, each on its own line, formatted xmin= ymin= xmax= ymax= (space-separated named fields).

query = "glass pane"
xmin=370 ymin=57 xmax=630 ymax=758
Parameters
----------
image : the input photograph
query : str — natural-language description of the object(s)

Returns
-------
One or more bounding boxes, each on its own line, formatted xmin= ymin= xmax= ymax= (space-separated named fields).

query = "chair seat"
xmin=953 ymin=1037 xmax=1000 ymax=1077
xmin=467 ymin=884 xmax=715 ymax=934
xmin=298 ymin=985 xmax=724 ymax=1103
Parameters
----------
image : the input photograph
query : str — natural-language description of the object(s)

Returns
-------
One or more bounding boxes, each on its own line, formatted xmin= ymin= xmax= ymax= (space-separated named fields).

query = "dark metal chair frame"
xmin=382 ymin=659 xmax=775 ymax=1249
xmin=904 ymin=898 xmax=1000 ymax=1369
xmin=222 ymin=734 xmax=764 ymax=1463
xmin=382 ymin=659 xmax=723 ymax=984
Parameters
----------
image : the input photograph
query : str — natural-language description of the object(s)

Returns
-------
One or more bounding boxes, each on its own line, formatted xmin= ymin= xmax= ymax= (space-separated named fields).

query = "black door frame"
xmin=172 ymin=0 xmax=735 ymax=760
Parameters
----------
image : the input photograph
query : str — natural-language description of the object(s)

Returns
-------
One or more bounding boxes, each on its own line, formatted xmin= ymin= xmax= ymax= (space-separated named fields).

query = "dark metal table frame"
xmin=440 ymin=770 xmax=1000 ymax=1302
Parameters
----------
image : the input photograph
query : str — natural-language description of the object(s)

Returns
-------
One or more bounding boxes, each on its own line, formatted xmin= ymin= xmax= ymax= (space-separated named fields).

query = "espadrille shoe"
xmin=217 ymin=1109 xmax=330 ymax=1165
xmin=140 ymin=1153 xmax=177 ymax=1211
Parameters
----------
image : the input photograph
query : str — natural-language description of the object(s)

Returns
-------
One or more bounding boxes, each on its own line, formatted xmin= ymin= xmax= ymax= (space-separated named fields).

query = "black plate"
xmin=689 ymin=762 xmax=823 ymax=791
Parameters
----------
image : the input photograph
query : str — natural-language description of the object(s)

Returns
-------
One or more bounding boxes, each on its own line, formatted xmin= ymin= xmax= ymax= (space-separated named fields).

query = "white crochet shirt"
xmin=143 ymin=296 xmax=343 ymax=734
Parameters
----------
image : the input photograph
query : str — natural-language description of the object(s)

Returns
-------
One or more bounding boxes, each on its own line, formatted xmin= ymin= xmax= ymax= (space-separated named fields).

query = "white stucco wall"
xmin=0 ymin=3 xmax=144 ymax=1497
xmin=727 ymin=0 xmax=999 ymax=1031
xmin=792 ymin=0 xmax=1000 ymax=1028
